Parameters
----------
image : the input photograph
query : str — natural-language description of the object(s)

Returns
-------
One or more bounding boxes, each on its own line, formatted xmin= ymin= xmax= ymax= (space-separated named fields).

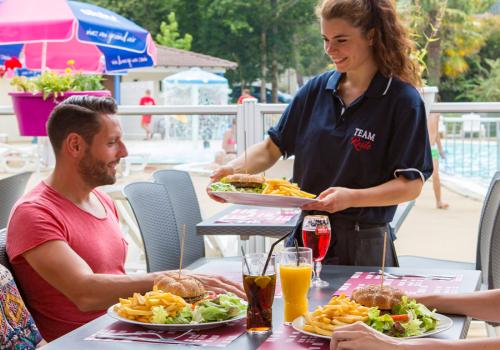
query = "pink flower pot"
xmin=9 ymin=90 xmax=112 ymax=136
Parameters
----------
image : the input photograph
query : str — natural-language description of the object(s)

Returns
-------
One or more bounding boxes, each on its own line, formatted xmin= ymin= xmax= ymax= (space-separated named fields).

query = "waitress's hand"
xmin=301 ymin=187 xmax=355 ymax=213
xmin=206 ymin=165 xmax=235 ymax=203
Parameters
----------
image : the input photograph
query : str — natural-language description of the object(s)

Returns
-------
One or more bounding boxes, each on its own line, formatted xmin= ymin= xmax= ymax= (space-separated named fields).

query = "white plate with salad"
xmin=292 ymin=312 xmax=452 ymax=340
xmin=108 ymin=293 xmax=247 ymax=331
xmin=211 ymin=191 xmax=316 ymax=208
xmin=293 ymin=296 xmax=453 ymax=339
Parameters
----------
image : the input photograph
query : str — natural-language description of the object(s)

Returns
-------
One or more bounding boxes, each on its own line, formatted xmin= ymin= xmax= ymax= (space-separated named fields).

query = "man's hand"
xmin=161 ymin=270 xmax=246 ymax=300
xmin=301 ymin=187 xmax=355 ymax=213
xmin=206 ymin=166 xmax=235 ymax=203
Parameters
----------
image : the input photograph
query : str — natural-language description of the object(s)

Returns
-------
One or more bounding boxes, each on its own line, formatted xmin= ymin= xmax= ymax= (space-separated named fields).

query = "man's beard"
xmin=78 ymin=149 xmax=117 ymax=188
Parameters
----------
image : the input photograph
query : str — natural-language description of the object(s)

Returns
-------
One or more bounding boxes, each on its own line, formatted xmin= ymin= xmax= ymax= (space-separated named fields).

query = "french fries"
xmin=303 ymin=294 xmax=369 ymax=337
xmin=262 ymin=178 xmax=316 ymax=198
xmin=114 ymin=287 xmax=187 ymax=323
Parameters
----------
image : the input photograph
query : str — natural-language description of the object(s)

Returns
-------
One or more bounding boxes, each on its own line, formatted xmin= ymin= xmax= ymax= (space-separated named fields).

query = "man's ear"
xmin=65 ymin=133 xmax=85 ymax=158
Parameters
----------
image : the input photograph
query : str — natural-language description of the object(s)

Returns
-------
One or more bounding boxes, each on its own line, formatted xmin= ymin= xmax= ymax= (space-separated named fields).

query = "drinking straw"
xmin=241 ymin=246 xmax=251 ymax=275
xmin=380 ymin=231 xmax=388 ymax=288
xmin=294 ymin=238 xmax=300 ymax=267
xmin=262 ymin=231 xmax=293 ymax=276
xmin=179 ymin=224 xmax=186 ymax=279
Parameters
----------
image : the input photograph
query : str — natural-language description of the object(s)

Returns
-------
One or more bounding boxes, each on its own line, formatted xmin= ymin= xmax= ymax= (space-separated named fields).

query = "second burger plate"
xmin=211 ymin=191 xmax=317 ymax=208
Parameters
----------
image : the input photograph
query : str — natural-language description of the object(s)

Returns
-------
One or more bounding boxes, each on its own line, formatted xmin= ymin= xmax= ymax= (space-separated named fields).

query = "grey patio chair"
xmin=153 ymin=169 xmax=205 ymax=258
xmin=123 ymin=181 xmax=204 ymax=272
xmin=0 ymin=172 xmax=32 ymax=229
xmin=398 ymin=171 xmax=500 ymax=290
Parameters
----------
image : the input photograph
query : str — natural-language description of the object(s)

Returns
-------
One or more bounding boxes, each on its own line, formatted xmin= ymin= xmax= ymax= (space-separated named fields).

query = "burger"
xmin=154 ymin=274 xmax=206 ymax=303
xmin=224 ymin=174 xmax=265 ymax=190
xmin=351 ymin=284 xmax=405 ymax=310
xmin=210 ymin=173 xmax=266 ymax=193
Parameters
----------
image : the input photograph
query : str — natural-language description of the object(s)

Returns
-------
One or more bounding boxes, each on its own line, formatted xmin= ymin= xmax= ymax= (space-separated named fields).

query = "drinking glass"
xmin=302 ymin=215 xmax=331 ymax=287
xmin=242 ymin=253 xmax=276 ymax=333
xmin=279 ymin=247 xmax=313 ymax=323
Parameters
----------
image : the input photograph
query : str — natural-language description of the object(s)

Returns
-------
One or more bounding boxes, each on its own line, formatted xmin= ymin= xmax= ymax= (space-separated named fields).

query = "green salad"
xmin=367 ymin=296 xmax=439 ymax=337
xmin=151 ymin=293 xmax=246 ymax=324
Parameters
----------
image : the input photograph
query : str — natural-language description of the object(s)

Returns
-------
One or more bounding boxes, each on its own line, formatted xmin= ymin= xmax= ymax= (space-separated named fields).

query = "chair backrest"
xmin=123 ymin=181 xmax=204 ymax=272
xmin=0 ymin=228 xmax=10 ymax=269
xmin=153 ymin=169 xmax=205 ymax=262
xmin=476 ymin=171 xmax=500 ymax=287
xmin=0 ymin=172 xmax=32 ymax=229
xmin=489 ymin=202 xmax=500 ymax=290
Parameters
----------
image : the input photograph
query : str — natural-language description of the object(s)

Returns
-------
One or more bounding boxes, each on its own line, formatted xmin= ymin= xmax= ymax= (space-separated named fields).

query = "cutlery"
xmin=94 ymin=331 xmax=201 ymax=346
xmin=377 ymin=270 xmax=456 ymax=280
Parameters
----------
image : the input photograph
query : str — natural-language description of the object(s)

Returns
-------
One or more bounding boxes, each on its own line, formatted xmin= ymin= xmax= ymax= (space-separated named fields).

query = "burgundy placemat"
xmin=257 ymin=324 xmax=329 ymax=350
xmin=192 ymin=260 xmax=283 ymax=297
xmin=335 ymin=272 xmax=464 ymax=296
xmin=85 ymin=319 xmax=246 ymax=347
xmin=215 ymin=208 xmax=300 ymax=225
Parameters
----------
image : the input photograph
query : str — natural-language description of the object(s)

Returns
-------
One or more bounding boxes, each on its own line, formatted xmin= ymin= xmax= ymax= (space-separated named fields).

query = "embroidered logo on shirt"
xmin=351 ymin=128 xmax=375 ymax=151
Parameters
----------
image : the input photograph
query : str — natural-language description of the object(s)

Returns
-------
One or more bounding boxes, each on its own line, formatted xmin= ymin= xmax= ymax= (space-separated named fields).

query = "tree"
xmin=156 ymin=12 xmax=193 ymax=50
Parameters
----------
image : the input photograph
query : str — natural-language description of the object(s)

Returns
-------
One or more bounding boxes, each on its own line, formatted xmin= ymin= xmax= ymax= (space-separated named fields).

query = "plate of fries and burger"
xmin=293 ymin=285 xmax=452 ymax=339
xmin=210 ymin=174 xmax=317 ymax=208
xmin=108 ymin=274 xmax=247 ymax=331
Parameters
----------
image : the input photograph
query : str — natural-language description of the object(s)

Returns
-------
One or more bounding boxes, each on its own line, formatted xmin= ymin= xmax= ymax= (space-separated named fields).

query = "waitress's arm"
xmin=211 ymin=137 xmax=283 ymax=181
xmin=302 ymin=176 xmax=422 ymax=213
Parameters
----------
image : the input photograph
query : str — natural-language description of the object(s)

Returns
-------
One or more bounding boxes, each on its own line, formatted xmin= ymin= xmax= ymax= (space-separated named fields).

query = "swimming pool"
xmin=441 ymin=140 xmax=499 ymax=186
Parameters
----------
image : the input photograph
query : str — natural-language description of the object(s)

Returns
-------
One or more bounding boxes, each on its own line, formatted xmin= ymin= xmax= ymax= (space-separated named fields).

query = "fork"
xmin=94 ymin=333 xmax=202 ymax=346
xmin=377 ymin=270 xmax=456 ymax=280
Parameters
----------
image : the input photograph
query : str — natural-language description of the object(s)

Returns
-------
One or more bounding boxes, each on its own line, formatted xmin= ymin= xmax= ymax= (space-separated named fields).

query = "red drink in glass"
xmin=302 ymin=215 xmax=331 ymax=287
xmin=302 ymin=225 xmax=331 ymax=262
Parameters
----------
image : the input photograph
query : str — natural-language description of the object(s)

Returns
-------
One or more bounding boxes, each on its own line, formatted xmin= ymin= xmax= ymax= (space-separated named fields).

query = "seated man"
xmin=0 ymin=264 xmax=45 ymax=349
xmin=7 ymin=96 xmax=244 ymax=342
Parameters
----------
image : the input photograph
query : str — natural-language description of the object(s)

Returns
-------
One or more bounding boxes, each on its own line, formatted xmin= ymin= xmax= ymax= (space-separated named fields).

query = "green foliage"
xmin=156 ymin=12 xmax=193 ymax=50
xmin=461 ymin=59 xmax=500 ymax=101
xmin=10 ymin=70 xmax=104 ymax=100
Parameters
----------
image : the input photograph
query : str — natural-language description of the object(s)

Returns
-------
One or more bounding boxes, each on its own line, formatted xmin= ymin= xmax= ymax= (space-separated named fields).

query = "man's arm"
xmin=417 ymin=290 xmax=500 ymax=323
xmin=23 ymin=240 xmax=159 ymax=312
xmin=23 ymin=240 xmax=246 ymax=312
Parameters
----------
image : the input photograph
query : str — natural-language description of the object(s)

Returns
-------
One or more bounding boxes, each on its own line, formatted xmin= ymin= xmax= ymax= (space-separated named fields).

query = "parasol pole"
xmin=41 ymin=41 xmax=47 ymax=72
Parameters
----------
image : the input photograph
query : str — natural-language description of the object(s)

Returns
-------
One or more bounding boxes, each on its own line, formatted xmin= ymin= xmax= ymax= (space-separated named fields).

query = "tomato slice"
xmin=390 ymin=314 xmax=409 ymax=322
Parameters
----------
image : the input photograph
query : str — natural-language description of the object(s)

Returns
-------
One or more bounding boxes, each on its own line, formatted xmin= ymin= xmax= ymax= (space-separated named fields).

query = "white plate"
xmin=292 ymin=313 xmax=453 ymax=339
xmin=107 ymin=304 xmax=246 ymax=331
xmin=211 ymin=191 xmax=317 ymax=208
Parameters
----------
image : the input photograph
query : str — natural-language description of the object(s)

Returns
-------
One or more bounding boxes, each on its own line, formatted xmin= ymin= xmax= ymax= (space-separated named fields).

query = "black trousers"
xmin=286 ymin=216 xmax=399 ymax=267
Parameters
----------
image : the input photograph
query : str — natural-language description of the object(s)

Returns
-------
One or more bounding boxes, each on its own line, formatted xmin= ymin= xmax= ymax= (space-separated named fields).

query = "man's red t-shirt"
xmin=139 ymin=96 xmax=156 ymax=124
xmin=7 ymin=182 xmax=128 ymax=341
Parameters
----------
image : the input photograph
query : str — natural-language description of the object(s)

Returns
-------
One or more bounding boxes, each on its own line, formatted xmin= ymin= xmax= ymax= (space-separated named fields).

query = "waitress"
xmin=209 ymin=0 xmax=433 ymax=267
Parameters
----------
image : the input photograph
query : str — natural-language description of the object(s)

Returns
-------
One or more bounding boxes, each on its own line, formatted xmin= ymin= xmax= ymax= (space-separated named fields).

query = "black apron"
xmin=286 ymin=212 xmax=399 ymax=267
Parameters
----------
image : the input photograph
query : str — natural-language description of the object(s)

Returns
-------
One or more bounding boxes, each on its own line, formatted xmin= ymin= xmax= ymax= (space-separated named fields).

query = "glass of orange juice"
xmin=279 ymin=247 xmax=313 ymax=324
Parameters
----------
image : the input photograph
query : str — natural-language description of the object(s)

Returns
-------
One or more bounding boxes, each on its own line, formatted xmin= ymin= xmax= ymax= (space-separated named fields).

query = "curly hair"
xmin=316 ymin=0 xmax=422 ymax=87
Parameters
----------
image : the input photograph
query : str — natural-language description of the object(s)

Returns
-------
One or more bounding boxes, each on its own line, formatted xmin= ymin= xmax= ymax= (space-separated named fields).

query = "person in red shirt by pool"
xmin=237 ymin=88 xmax=253 ymax=104
xmin=139 ymin=89 xmax=156 ymax=140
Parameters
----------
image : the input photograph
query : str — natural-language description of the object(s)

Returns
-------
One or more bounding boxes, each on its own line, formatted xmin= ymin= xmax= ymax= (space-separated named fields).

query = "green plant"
xmin=10 ymin=60 xmax=104 ymax=100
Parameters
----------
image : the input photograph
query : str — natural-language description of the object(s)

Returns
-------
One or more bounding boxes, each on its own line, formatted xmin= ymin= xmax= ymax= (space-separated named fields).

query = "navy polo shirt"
xmin=268 ymin=70 xmax=433 ymax=224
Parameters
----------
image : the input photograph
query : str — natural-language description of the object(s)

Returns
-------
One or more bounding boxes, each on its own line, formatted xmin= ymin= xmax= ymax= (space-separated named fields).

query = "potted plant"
xmin=9 ymin=61 xmax=110 ymax=136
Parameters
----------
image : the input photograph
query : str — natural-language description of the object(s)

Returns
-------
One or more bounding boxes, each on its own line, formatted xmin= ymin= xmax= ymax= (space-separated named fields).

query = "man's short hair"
xmin=47 ymin=95 xmax=117 ymax=153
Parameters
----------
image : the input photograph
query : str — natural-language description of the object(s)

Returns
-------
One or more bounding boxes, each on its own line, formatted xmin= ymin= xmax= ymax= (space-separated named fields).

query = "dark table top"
xmin=42 ymin=259 xmax=481 ymax=350
xmin=196 ymin=202 xmax=415 ymax=238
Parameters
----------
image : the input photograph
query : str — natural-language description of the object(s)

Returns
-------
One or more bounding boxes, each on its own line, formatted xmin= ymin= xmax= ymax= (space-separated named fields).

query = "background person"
xmin=209 ymin=0 xmax=433 ymax=267
xmin=139 ymin=89 xmax=156 ymax=140
xmin=6 ymin=96 xmax=244 ymax=342
xmin=428 ymin=111 xmax=449 ymax=209
xmin=330 ymin=290 xmax=500 ymax=350
xmin=237 ymin=88 xmax=253 ymax=104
